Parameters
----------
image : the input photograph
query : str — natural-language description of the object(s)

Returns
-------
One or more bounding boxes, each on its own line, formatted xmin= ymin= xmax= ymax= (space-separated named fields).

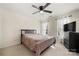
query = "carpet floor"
xmin=0 ymin=41 xmax=79 ymax=56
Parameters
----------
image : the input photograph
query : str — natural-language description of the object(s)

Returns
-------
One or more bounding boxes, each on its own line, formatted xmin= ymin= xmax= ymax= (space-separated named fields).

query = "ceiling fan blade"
xmin=32 ymin=11 xmax=40 ymax=14
xmin=43 ymin=3 xmax=51 ymax=9
xmin=43 ymin=10 xmax=52 ymax=13
xmin=32 ymin=5 xmax=39 ymax=9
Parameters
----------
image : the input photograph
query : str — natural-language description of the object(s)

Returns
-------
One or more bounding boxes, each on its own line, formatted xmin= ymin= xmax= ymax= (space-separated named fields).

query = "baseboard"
xmin=0 ymin=41 xmax=21 ymax=48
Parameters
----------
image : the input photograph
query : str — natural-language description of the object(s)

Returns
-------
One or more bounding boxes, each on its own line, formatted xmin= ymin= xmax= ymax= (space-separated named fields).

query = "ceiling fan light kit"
xmin=40 ymin=11 xmax=43 ymax=13
xmin=32 ymin=3 xmax=52 ymax=14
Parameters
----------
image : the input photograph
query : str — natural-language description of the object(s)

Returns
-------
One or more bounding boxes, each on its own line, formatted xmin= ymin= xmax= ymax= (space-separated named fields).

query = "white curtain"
xmin=42 ymin=22 xmax=48 ymax=35
xmin=57 ymin=17 xmax=70 ymax=39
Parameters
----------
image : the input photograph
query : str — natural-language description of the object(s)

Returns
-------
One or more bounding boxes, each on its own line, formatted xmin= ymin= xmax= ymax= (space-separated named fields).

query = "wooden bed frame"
xmin=21 ymin=29 xmax=55 ymax=55
xmin=21 ymin=29 xmax=36 ymax=44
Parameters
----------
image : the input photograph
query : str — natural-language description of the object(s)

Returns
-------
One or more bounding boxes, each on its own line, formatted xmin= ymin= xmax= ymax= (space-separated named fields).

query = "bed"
xmin=21 ymin=29 xmax=56 ymax=55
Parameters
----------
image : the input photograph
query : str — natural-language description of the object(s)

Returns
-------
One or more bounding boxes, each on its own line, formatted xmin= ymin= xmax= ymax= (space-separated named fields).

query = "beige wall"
xmin=0 ymin=13 xmax=2 ymax=47
xmin=58 ymin=9 xmax=79 ymax=32
xmin=65 ymin=9 xmax=79 ymax=32
xmin=0 ymin=9 xmax=40 ymax=48
xmin=0 ymin=10 xmax=4 ymax=48
xmin=48 ymin=17 xmax=57 ymax=37
xmin=57 ymin=9 xmax=79 ymax=39
xmin=48 ymin=9 xmax=79 ymax=40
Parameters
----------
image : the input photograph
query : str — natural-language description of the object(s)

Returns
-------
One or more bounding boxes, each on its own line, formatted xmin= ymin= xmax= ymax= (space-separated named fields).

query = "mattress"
xmin=21 ymin=34 xmax=55 ymax=55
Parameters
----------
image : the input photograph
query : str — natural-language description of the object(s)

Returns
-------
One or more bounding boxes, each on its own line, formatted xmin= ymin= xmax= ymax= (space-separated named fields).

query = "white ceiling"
xmin=0 ymin=3 xmax=79 ymax=21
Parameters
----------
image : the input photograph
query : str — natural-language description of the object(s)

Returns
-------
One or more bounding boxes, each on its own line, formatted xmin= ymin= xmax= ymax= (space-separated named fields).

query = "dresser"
xmin=64 ymin=31 xmax=79 ymax=52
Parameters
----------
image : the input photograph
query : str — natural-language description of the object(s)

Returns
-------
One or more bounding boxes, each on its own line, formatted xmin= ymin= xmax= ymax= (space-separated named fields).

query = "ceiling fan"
xmin=32 ymin=3 xmax=52 ymax=14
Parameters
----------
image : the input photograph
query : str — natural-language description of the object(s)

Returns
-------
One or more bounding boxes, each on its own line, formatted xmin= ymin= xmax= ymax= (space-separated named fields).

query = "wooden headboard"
xmin=21 ymin=29 xmax=37 ymax=34
xmin=21 ymin=29 xmax=37 ymax=44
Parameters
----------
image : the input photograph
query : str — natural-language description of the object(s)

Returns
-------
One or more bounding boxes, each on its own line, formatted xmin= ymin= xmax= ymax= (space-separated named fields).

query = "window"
xmin=57 ymin=17 xmax=71 ymax=39
xmin=42 ymin=22 xmax=48 ymax=35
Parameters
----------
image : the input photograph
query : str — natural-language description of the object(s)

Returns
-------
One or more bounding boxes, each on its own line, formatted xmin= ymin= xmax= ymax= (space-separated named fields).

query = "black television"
xmin=64 ymin=21 xmax=76 ymax=32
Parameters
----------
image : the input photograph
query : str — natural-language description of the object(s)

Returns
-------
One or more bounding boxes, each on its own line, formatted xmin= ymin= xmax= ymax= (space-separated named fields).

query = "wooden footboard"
xmin=21 ymin=34 xmax=56 ymax=56
xmin=34 ymin=37 xmax=56 ymax=56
